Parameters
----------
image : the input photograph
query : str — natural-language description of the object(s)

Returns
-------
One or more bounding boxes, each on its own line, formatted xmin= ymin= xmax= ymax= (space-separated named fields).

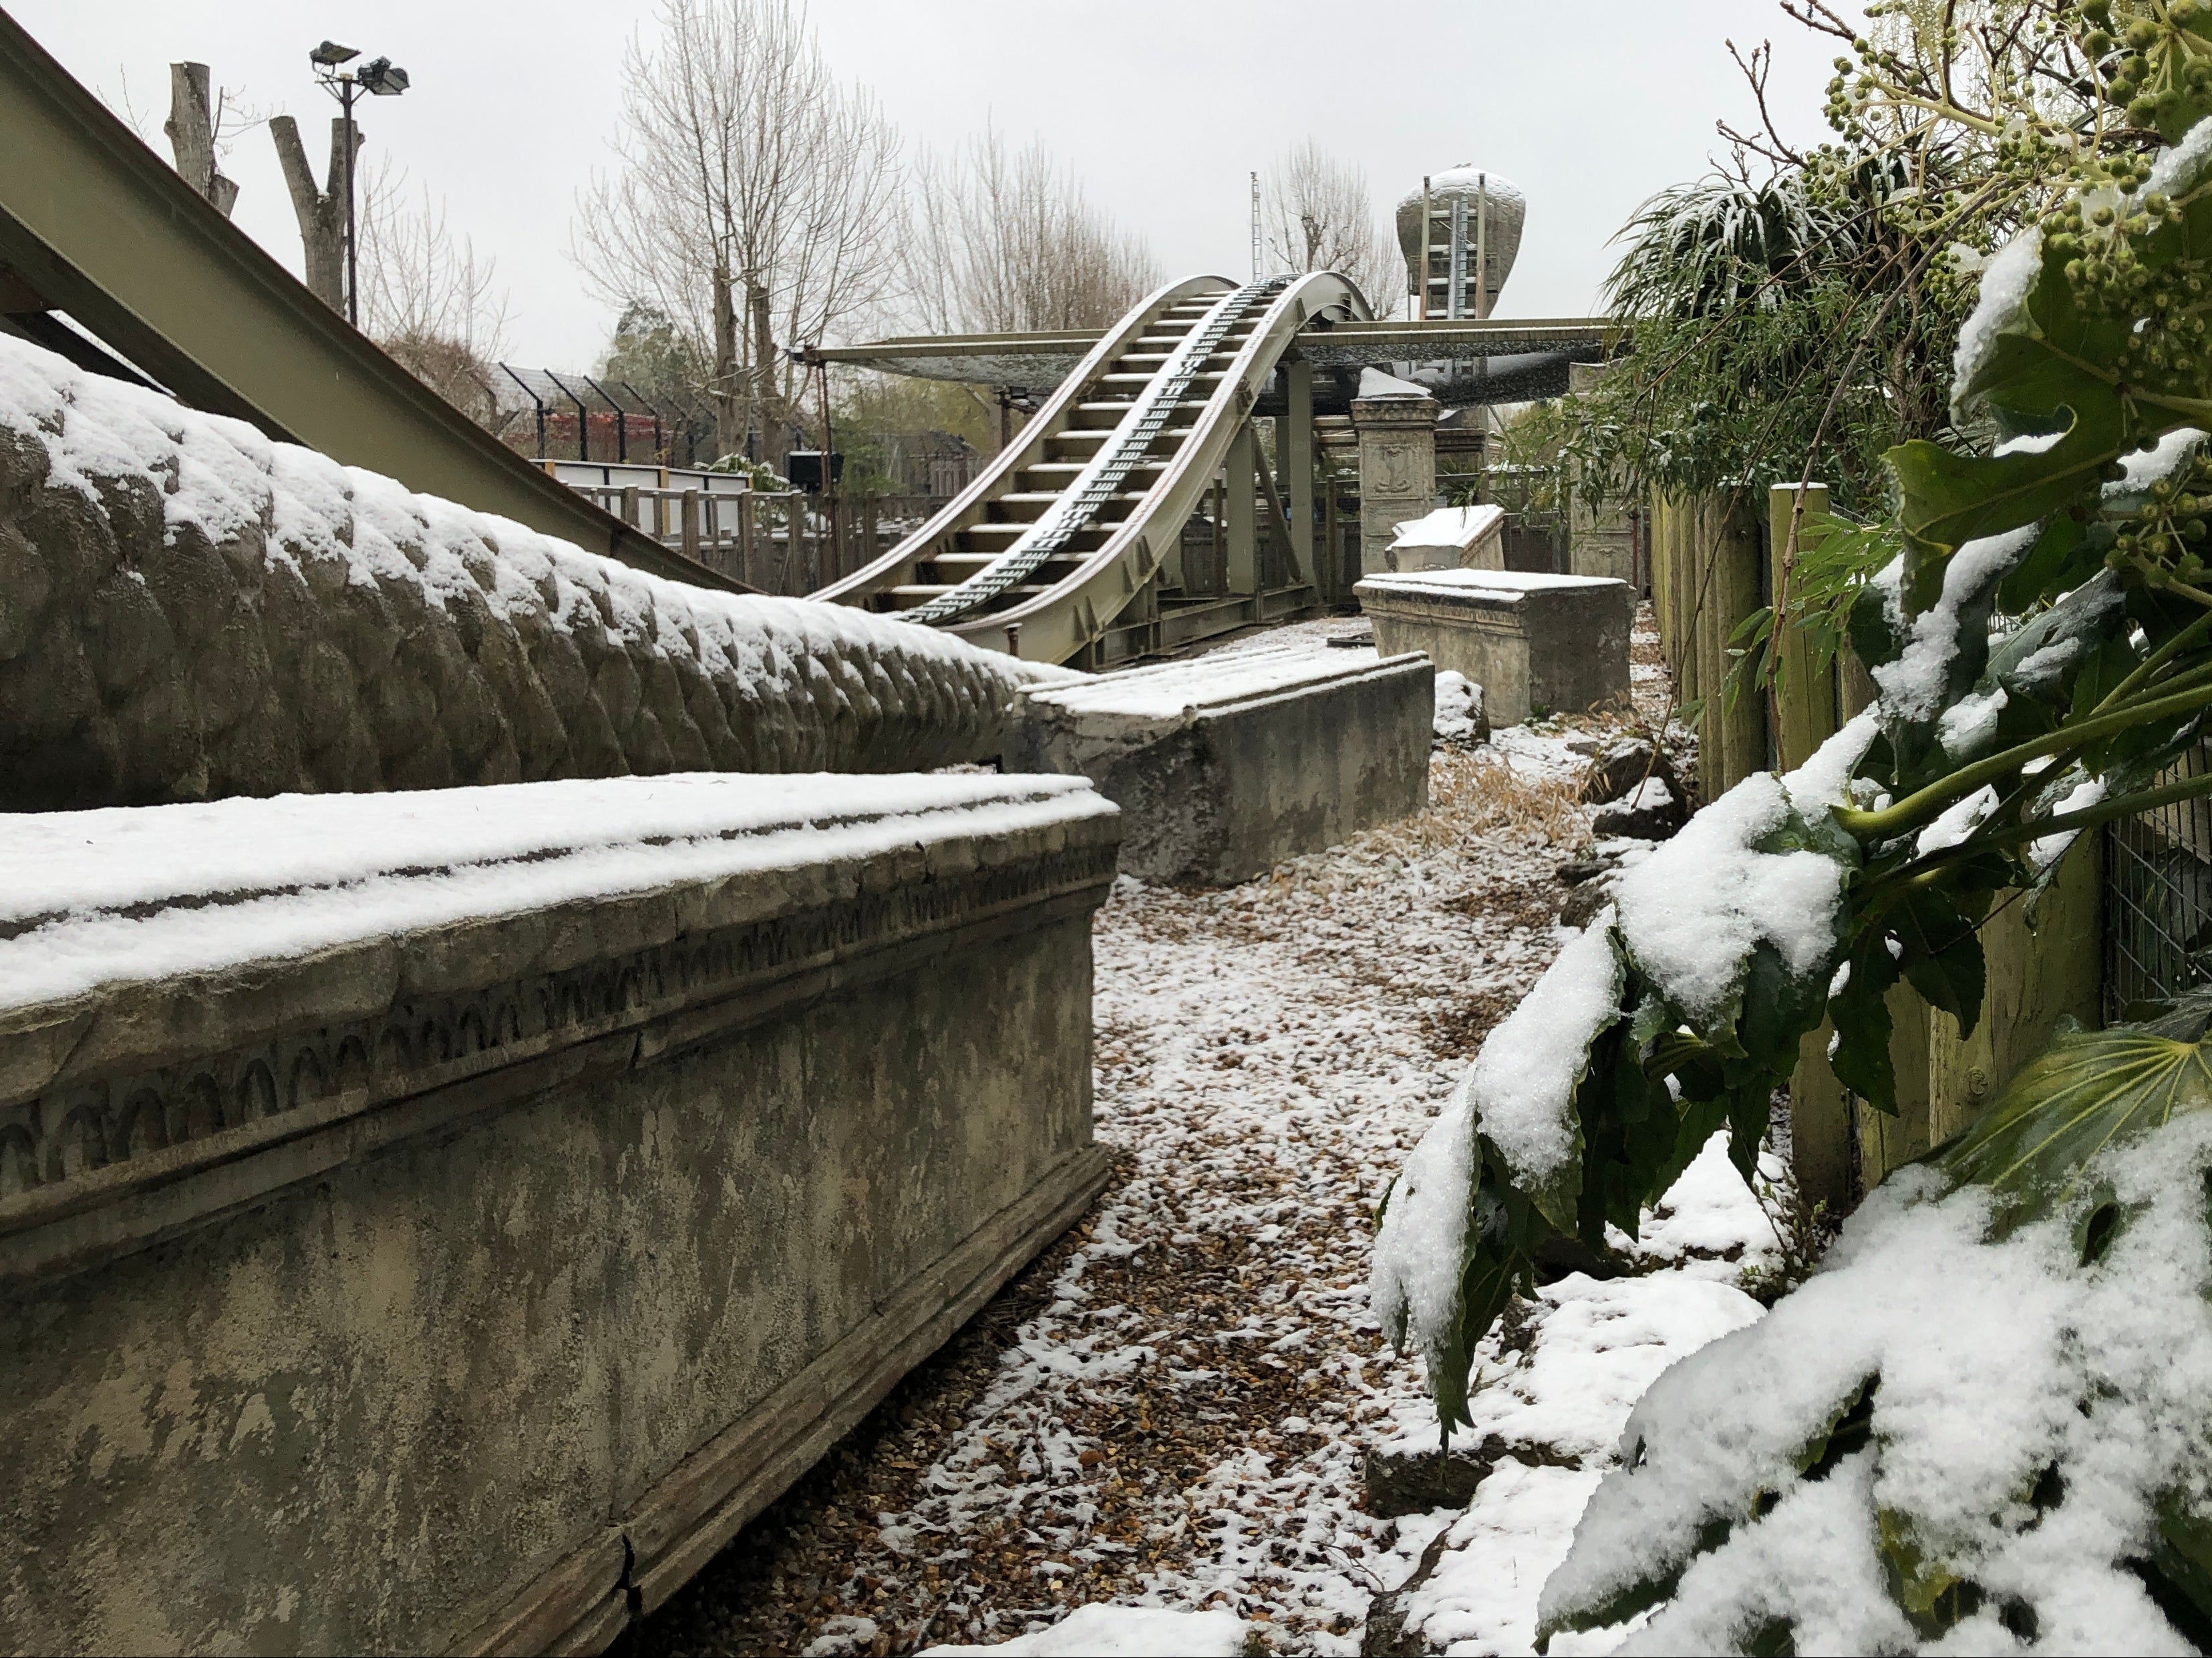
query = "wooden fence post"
xmin=680 ymin=490 xmax=701 ymax=564
xmin=1768 ymin=482 xmax=1839 ymax=774
xmin=1692 ymin=494 xmax=1767 ymax=797
xmin=738 ymin=492 xmax=758 ymax=591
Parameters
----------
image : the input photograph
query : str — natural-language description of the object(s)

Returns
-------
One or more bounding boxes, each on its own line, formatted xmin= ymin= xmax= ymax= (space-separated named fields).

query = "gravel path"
xmin=622 ymin=614 xmax=1770 ymax=1658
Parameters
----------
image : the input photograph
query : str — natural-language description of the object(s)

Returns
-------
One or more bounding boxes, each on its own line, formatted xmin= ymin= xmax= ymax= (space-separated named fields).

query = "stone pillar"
xmin=1351 ymin=393 xmax=1440 ymax=577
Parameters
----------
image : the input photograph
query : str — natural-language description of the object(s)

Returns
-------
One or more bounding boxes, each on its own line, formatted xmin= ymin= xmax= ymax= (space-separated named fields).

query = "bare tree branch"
xmin=1256 ymin=140 xmax=1393 ymax=306
xmin=572 ymin=0 xmax=902 ymax=468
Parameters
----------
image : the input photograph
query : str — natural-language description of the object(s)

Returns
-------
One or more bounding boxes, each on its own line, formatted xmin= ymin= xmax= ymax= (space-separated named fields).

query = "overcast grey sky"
xmin=14 ymin=1 xmax=1866 ymax=369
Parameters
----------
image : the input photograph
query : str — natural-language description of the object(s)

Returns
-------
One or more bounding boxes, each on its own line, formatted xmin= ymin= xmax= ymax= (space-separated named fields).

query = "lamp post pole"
xmin=343 ymin=74 xmax=359 ymax=325
xmin=309 ymin=42 xmax=406 ymax=330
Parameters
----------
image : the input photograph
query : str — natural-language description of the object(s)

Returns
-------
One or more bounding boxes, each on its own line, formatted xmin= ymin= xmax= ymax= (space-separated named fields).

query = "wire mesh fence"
xmin=2105 ymin=744 xmax=2212 ymax=1017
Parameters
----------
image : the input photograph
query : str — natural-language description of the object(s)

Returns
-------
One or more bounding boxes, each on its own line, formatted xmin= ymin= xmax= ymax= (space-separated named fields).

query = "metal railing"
xmin=567 ymin=484 xmax=951 ymax=597
xmin=2106 ymin=745 xmax=2212 ymax=1016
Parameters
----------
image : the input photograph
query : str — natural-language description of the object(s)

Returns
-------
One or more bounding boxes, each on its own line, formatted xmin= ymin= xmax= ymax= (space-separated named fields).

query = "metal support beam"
xmin=1225 ymin=422 xmax=1258 ymax=595
xmin=1285 ymin=359 xmax=1315 ymax=597
xmin=0 ymin=13 xmax=737 ymax=593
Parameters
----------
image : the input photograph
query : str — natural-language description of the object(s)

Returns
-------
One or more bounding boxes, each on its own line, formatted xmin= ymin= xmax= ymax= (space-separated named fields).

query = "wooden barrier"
xmin=1644 ymin=489 xmax=1766 ymax=799
xmin=1755 ymin=485 xmax=2106 ymax=1213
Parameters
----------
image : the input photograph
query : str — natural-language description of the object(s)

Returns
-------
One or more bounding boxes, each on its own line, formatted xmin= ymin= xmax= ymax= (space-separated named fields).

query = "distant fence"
xmin=559 ymin=472 xmax=947 ymax=596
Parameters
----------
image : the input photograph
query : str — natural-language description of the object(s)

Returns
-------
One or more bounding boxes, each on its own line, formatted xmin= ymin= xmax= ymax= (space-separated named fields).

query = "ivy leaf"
xmin=1887 ymin=399 xmax=2126 ymax=597
xmin=1987 ymin=570 xmax=2127 ymax=711
xmin=1934 ymin=995 xmax=2212 ymax=1223
xmin=2137 ymin=1497 xmax=2212 ymax=1651
xmin=1889 ymin=887 xmax=1986 ymax=1039
xmin=1848 ymin=579 xmax=1901 ymax=673
xmin=1995 ymin=513 xmax=2099 ymax=616
xmin=1831 ymin=935 xmax=1903 ymax=1114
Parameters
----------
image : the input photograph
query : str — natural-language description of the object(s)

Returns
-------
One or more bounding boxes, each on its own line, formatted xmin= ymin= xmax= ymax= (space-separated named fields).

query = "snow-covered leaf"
xmin=1934 ymin=996 xmax=2212 ymax=1222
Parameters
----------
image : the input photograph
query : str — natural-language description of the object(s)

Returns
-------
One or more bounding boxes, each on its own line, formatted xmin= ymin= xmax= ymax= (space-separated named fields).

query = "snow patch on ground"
xmin=923 ymin=1603 xmax=1249 ymax=1655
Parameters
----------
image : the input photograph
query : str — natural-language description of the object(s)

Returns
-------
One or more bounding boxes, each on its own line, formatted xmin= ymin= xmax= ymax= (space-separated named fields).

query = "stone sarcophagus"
xmin=0 ymin=773 xmax=1117 ymax=1655
xmin=1354 ymin=568 xmax=1635 ymax=727
xmin=1001 ymin=645 xmax=1433 ymax=885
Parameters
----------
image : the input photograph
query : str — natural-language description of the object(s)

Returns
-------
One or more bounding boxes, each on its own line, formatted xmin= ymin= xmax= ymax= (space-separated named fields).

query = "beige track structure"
xmin=814 ymin=272 xmax=1370 ymax=667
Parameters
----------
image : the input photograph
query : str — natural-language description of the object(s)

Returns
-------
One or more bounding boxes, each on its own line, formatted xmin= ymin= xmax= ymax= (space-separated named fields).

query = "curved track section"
xmin=814 ymin=272 xmax=1372 ymax=665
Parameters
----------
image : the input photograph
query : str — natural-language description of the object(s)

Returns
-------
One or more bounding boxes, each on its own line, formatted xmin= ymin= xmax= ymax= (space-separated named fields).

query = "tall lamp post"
xmin=309 ymin=40 xmax=410 ymax=328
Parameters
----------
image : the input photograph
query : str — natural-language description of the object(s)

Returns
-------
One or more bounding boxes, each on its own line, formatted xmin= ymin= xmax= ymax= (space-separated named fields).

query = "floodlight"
xmin=357 ymin=57 xmax=410 ymax=96
xmin=309 ymin=40 xmax=359 ymax=66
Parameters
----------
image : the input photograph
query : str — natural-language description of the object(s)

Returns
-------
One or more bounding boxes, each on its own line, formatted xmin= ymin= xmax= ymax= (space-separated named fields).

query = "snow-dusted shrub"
xmin=1541 ymin=1006 xmax=2212 ymax=1652
xmin=1373 ymin=57 xmax=2212 ymax=1655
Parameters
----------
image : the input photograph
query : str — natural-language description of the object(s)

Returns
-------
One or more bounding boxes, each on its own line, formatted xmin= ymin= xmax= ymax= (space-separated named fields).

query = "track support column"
xmin=1226 ymin=421 xmax=1258 ymax=595
xmin=1284 ymin=359 xmax=1315 ymax=597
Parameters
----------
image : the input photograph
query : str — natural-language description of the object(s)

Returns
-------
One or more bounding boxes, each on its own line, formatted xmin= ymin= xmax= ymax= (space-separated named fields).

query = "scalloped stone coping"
xmin=0 ymin=772 xmax=1121 ymax=1656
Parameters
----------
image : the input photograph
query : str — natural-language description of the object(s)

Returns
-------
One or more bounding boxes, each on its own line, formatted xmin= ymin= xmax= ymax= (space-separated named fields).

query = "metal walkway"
xmin=813 ymin=272 xmax=1371 ymax=666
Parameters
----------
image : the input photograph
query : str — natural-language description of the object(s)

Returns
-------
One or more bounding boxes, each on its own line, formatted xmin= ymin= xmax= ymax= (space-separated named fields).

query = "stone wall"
xmin=1356 ymin=570 xmax=1635 ymax=726
xmin=1003 ymin=647 xmax=1433 ymax=884
xmin=0 ymin=334 xmax=1055 ymax=810
xmin=0 ymin=774 xmax=1118 ymax=1655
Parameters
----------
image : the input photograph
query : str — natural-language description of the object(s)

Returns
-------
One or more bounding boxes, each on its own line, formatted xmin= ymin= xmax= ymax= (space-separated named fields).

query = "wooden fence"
xmin=1647 ymin=484 xmax=2102 ymax=1214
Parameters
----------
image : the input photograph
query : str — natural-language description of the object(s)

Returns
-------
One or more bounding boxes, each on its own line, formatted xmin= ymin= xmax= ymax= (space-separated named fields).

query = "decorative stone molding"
xmin=0 ymin=333 xmax=1060 ymax=811
xmin=0 ymin=774 xmax=1120 ymax=1655
xmin=0 ymin=829 xmax=1117 ymax=1287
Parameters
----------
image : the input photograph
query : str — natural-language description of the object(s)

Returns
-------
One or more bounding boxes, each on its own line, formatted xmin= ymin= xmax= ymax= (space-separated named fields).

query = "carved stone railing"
xmin=0 ymin=772 xmax=1119 ymax=1655
xmin=0 ymin=332 xmax=1064 ymax=810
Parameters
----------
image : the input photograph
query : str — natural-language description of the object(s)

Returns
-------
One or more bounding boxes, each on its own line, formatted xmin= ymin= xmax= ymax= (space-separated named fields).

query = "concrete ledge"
xmin=0 ymin=774 xmax=1120 ymax=1655
xmin=1002 ymin=647 xmax=1433 ymax=885
xmin=1355 ymin=569 xmax=1634 ymax=726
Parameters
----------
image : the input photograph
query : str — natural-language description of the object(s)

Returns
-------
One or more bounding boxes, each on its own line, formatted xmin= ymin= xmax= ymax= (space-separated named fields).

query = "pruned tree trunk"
xmin=164 ymin=63 xmax=239 ymax=217
xmin=710 ymin=263 xmax=742 ymax=460
xmin=748 ymin=277 xmax=782 ymax=471
xmin=270 ymin=114 xmax=360 ymax=311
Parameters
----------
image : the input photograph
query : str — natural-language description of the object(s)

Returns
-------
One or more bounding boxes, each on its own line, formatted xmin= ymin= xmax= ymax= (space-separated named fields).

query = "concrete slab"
xmin=1003 ymin=647 xmax=1434 ymax=884
xmin=0 ymin=774 xmax=1120 ymax=1656
xmin=1354 ymin=568 xmax=1635 ymax=726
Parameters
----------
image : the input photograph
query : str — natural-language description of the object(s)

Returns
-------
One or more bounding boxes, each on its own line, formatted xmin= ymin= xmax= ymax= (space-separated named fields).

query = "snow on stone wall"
xmin=0 ymin=333 xmax=1061 ymax=809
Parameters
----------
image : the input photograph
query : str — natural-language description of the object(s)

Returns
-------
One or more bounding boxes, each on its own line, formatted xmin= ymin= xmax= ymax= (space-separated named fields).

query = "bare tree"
xmin=573 ymin=0 xmax=901 ymax=468
xmin=356 ymin=160 xmax=516 ymax=432
xmin=900 ymin=127 xmax=1159 ymax=337
xmin=270 ymin=114 xmax=360 ymax=310
xmin=163 ymin=63 xmax=246 ymax=216
xmin=1258 ymin=140 xmax=1393 ymax=307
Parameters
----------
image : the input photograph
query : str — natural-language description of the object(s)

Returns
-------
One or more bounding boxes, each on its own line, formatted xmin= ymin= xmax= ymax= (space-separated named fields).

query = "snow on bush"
xmin=1372 ymin=715 xmax=1878 ymax=1420
xmin=1539 ymin=1109 xmax=2212 ymax=1655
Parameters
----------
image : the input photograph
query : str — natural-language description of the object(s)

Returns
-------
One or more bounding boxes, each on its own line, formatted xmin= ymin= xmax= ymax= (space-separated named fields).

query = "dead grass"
xmin=1415 ymin=749 xmax=1587 ymax=848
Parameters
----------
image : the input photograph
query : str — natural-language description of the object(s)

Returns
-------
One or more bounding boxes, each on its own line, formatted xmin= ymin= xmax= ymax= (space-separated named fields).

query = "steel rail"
xmin=897 ymin=277 xmax=1291 ymax=625
xmin=812 ymin=271 xmax=1371 ymax=665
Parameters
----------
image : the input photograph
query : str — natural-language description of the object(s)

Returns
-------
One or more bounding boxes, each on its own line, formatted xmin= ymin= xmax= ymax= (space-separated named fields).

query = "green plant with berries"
xmin=1376 ymin=6 xmax=2212 ymax=1642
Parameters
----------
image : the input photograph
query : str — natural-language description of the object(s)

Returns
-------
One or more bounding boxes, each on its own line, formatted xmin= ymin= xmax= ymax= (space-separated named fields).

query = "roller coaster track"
xmin=813 ymin=271 xmax=1372 ymax=666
